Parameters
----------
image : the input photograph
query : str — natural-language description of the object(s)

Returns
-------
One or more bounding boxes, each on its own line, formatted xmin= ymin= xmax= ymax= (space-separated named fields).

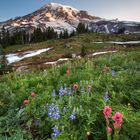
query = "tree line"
xmin=0 ymin=23 xmax=92 ymax=48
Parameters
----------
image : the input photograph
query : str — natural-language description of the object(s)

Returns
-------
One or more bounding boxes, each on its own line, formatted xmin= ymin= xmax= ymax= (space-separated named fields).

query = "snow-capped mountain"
xmin=0 ymin=3 xmax=140 ymax=34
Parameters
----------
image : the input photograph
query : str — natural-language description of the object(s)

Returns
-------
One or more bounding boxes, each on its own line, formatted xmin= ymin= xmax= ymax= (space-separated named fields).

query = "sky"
xmin=0 ymin=0 xmax=140 ymax=22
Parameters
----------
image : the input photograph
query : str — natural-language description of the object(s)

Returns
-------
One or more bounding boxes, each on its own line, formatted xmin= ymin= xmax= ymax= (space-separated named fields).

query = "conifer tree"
xmin=76 ymin=23 xmax=86 ymax=34
xmin=0 ymin=46 xmax=7 ymax=74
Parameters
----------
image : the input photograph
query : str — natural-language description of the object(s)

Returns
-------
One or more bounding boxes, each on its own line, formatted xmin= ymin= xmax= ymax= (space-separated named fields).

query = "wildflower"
xmin=112 ymin=112 xmax=123 ymax=124
xmin=107 ymin=127 xmax=112 ymax=134
xmin=103 ymin=106 xmax=112 ymax=123
xmin=48 ymin=104 xmax=61 ymax=120
xmin=87 ymin=85 xmax=91 ymax=92
xmin=104 ymin=91 xmax=109 ymax=102
xmin=59 ymin=86 xmax=64 ymax=96
xmin=87 ymin=132 xmax=91 ymax=136
xmin=66 ymin=69 xmax=70 ymax=76
xmin=63 ymin=85 xmax=67 ymax=94
xmin=63 ymin=107 xmax=67 ymax=113
xmin=23 ymin=99 xmax=29 ymax=105
xmin=51 ymin=125 xmax=60 ymax=138
xmin=70 ymin=111 xmax=76 ymax=121
xmin=112 ymin=69 xmax=116 ymax=76
xmin=113 ymin=122 xmax=122 ymax=129
xmin=73 ymin=84 xmax=78 ymax=92
xmin=103 ymin=106 xmax=112 ymax=118
xmin=52 ymin=89 xmax=56 ymax=97
xmin=128 ymin=103 xmax=131 ymax=106
xmin=81 ymin=86 xmax=85 ymax=93
xmin=31 ymin=92 xmax=36 ymax=97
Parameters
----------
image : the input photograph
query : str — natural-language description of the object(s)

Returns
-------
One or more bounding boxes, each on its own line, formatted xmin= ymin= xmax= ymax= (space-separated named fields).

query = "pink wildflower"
xmin=73 ymin=84 xmax=78 ymax=91
xmin=23 ymin=99 xmax=29 ymax=105
xmin=31 ymin=92 xmax=36 ymax=97
xmin=103 ymin=106 xmax=112 ymax=120
xmin=112 ymin=112 xmax=123 ymax=124
xmin=113 ymin=122 xmax=122 ymax=129
xmin=107 ymin=127 xmax=112 ymax=134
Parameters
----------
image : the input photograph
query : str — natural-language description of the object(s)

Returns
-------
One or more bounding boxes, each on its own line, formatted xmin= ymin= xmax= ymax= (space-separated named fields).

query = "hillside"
xmin=2 ymin=32 xmax=140 ymax=72
xmin=0 ymin=48 xmax=140 ymax=139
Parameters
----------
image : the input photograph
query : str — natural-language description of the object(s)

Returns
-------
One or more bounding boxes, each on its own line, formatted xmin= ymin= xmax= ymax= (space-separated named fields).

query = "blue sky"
xmin=0 ymin=0 xmax=140 ymax=22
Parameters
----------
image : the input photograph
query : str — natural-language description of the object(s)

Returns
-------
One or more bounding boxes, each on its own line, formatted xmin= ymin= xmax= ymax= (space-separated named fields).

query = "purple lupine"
xmin=87 ymin=85 xmax=91 ymax=93
xmin=53 ymin=106 xmax=61 ymax=120
xmin=70 ymin=111 xmax=76 ymax=121
xmin=52 ymin=89 xmax=57 ymax=97
xmin=104 ymin=91 xmax=109 ymax=102
xmin=63 ymin=107 xmax=67 ymax=113
xmin=81 ymin=86 xmax=85 ymax=94
xmin=63 ymin=86 xmax=67 ymax=94
xmin=48 ymin=104 xmax=61 ymax=120
xmin=51 ymin=125 xmax=60 ymax=138
xmin=112 ymin=70 xmax=116 ymax=76
xmin=59 ymin=86 xmax=64 ymax=96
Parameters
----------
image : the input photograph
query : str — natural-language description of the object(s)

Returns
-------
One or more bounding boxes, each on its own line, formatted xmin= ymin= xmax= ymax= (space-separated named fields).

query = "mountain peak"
xmin=1 ymin=2 xmax=139 ymax=35
xmin=42 ymin=2 xmax=79 ymax=12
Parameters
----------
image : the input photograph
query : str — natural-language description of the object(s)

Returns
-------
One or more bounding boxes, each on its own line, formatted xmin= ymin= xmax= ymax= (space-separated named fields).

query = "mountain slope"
xmin=0 ymin=3 xmax=140 ymax=34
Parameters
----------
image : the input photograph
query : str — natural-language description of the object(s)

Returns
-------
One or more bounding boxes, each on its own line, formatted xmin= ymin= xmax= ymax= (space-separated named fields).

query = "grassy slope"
xmin=4 ymin=33 xmax=140 ymax=71
xmin=0 ymin=49 xmax=140 ymax=139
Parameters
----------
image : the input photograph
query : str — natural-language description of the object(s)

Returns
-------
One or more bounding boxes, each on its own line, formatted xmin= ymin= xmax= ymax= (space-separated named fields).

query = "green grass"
xmin=0 ymin=49 xmax=140 ymax=139
xmin=4 ymin=33 xmax=140 ymax=53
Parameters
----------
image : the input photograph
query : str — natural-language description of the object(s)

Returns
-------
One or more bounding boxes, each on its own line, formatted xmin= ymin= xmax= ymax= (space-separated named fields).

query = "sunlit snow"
xmin=6 ymin=47 xmax=53 ymax=64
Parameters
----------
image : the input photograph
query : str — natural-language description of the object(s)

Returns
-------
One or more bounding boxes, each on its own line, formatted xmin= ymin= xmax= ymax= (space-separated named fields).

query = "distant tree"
xmin=0 ymin=47 xmax=7 ymax=74
xmin=70 ymin=30 xmax=76 ymax=37
xmin=34 ymin=28 xmax=43 ymax=42
xmin=46 ymin=27 xmax=56 ymax=39
xmin=76 ymin=23 xmax=86 ymax=34
xmin=59 ymin=31 xmax=63 ymax=39
xmin=85 ymin=25 xmax=89 ymax=33
xmin=63 ymin=29 xmax=69 ymax=39
xmin=81 ymin=45 xmax=87 ymax=57
xmin=117 ymin=27 xmax=125 ymax=34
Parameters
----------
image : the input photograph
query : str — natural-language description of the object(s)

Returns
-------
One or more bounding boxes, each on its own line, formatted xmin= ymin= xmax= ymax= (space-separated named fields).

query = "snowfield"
xmin=6 ymin=47 xmax=53 ymax=64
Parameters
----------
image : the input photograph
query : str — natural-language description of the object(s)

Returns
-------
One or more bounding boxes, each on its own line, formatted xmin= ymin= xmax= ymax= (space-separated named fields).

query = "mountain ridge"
xmin=0 ymin=2 xmax=140 ymax=34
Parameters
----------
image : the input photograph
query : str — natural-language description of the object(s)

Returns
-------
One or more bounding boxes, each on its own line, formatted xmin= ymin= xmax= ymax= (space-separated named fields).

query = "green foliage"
xmin=81 ymin=45 xmax=87 ymax=57
xmin=0 ymin=51 xmax=140 ymax=139
xmin=76 ymin=23 xmax=87 ymax=34
xmin=0 ymin=47 xmax=8 ymax=74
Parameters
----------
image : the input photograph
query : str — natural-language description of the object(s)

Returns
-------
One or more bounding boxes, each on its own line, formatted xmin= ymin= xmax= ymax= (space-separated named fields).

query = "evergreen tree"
xmin=81 ymin=45 xmax=87 ymax=57
xmin=63 ymin=29 xmax=69 ymax=39
xmin=34 ymin=28 xmax=43 ymax=42
xmin=117 ymin=27 xmax=125 ymax=34
xmin=76 ymin=23 xmax=86 ymax=34
xmin=0 ymin=46 xmax=7 ymax=74
xmin=70 ymin=30 xmax=75 ymax=37
xmin=59 ymin=31 xmax=63 ymax=39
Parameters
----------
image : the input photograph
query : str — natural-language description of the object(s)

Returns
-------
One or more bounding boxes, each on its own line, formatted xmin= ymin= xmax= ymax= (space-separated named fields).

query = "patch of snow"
xmin=104 ymin=25 xmax=110 ymax=33
xmin=45 ymin=58 xmax=70 ymax=65
xmin=110 ymin=41 xmax=140 ymax=45
xmin=44 ymin=20 xmax=76 ymax=33
xmin=94 ymin=41 xmax=140 ymax=45
xmin=91 ymin=51 xmax=117 ymax=56
xmin=6 ymin=47 xmax=53 ymax=65
xmin=50 ymin=3 xmax=79 ymax=12
xmin=114 ymin=24 xmax=117 ymax=28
